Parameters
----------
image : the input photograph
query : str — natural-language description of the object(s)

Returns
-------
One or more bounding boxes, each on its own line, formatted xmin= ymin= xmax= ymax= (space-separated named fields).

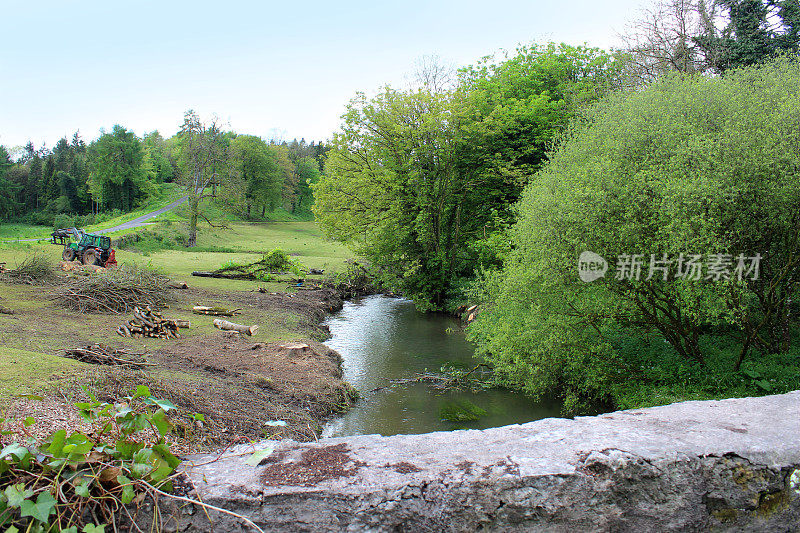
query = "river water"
xmin=321 ymin=295 xmax=561 ymax=438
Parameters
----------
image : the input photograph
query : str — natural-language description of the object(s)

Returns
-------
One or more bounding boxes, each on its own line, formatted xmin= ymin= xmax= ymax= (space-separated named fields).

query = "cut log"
xmin=0 ymin=305 xmax=14 ymax=315
xmin=173 ymin=319 xmax=190 ymax=329
xmin=213 ymin=319 xmax=258 ymax=336
xmin=192 ymin=271 xmax=254 ymax=280
xmin=167 ymin=280 xmax=189 ymax=289
xmin=193 ymin=305 xmax=241 ymax=316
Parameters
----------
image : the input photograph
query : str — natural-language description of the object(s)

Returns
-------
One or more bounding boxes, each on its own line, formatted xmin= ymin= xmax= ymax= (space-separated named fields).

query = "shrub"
xmin=470 ymin=58 xmax=800 ymax=411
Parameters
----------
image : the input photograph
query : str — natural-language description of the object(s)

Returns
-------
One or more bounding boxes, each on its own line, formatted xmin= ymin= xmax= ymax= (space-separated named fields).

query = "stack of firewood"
xmin=116 ymin=306 xmax=189 ymax=339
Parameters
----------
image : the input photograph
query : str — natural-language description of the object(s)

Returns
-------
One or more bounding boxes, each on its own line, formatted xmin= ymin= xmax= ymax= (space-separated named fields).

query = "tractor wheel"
xmin=83 ymin=249 xmax=99 ymax=266
xmin=62 ymin=247 xmax=76 ymax=262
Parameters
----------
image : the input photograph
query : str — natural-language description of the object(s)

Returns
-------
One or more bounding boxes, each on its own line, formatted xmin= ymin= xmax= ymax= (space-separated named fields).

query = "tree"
xmin=176 ymin=111 xmax=230 ymax=247
xmin=0 ymin=146 xmax=20 ymax=218
xmin=293 ymin=156 xmax=320 ymax=214
xmin=469 ymin=58 xmax=800 ymax=409
xmin=619 ymin=0 xmax=800 ymax=84
xmin=315 ymin=88 xmax=485 ymax=310
xmin=230 ymin=135 xmax=281 ymax=217
xmin=142 ymin=131 xmax=175 ymax=183
xmin=315 ymin=44 xmax=621 ymax=310
xmin=87 ymin=125 xmax=148 ymax=211
xmin=698 ymin=0 xmax=800 ymax=72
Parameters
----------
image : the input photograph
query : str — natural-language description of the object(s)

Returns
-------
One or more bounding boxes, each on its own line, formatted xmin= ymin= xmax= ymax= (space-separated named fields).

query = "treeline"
xmin=314 ymin=0 xmax=800 ymax=410
xmin=0 ymin=124 xmax=328 ymax=226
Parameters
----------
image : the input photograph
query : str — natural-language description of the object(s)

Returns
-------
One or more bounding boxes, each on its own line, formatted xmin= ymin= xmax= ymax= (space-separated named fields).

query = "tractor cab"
xmin=78 ymin=233 xmax=111 ymax=251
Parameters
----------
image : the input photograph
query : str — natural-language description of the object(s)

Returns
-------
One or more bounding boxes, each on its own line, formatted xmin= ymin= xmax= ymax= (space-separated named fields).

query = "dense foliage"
xmin=468 ymin=58 xmax=800 ymax=411
xmin=0 ymin=386 xmax=183 ymax=531
xmin=0 ymin=116 xmax=328 ymax=230
xmin=314 ymin=44 xmax=620 ymax=310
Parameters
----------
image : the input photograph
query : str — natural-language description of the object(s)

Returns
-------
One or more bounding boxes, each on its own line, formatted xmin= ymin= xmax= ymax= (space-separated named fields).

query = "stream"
xmin=321 ymin=295 xmax=561 ymax=438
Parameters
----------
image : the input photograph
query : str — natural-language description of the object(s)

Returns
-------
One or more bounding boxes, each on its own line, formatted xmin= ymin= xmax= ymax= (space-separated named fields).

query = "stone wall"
xmin=145 ymin=392 xmax=800 ymax=532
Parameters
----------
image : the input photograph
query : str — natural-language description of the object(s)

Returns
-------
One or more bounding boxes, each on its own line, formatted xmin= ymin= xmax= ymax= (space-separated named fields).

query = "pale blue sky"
xmin=1 ymin=0 xmax=645 ymax=151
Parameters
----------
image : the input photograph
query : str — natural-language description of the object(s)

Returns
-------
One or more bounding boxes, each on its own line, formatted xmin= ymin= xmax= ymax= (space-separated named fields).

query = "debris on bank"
xmin=63 ymin=343 xmax=152 ymax=367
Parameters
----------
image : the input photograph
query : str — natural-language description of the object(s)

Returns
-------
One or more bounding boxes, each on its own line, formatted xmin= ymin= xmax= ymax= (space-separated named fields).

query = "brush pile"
xmin=53 ymin=264 xmax=170 ymax=313
xmin=63 ymin=343 xmax=151 ymax=366
xmin=116 ymin=306 xmax=186 ymax=339
xmin=3 ymin=253 xmax=56 ymax=285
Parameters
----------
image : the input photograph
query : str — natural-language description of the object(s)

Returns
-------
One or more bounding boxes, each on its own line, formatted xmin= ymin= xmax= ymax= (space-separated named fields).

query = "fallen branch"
xmin=64 ymin=344 xmax=154 ymax=367
xmin=193 ymin=305 xmax=241 ymax=317
xmin=213 ymin=319 xmax=258 ymax=336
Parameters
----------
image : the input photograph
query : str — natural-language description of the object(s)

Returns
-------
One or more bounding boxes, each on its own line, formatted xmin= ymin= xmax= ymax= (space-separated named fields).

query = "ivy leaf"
xmin=150 ymin=410 xmax=173 ymax=436
xmin=5 ymin=526 xmax=20 ymax=533
xmin=84 ymin=525 xmax=106 ymax=533
xmin=4 ymin=484 xmax=34 ymax=508
xmin=120 ymin=484 xmax=136 ymax=505
xmin=47 ymin=429 xmax=67 ymax=458
xmin=245 ymin=446 xmax=275 ymax=467
xmin=19 ymin=491 xmax=56 ymax=523
xmin=131 ymin=385 xmax=151 ymax=400
xmin=143 ymin=397 xmax=176 ymax=412
xmin=75 ymin=483 xmax=91 ymax=498
xmin=23 ymin=417 xmax=35 ymax=427
xmin=152 ymin=444 xmax=181 ymax=469
xmin=1 ymin=443 xmax=30 ymax=462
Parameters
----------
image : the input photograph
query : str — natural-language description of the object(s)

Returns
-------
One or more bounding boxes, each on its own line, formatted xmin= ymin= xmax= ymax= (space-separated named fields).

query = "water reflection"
xmin=322 ymin=295 xmax=560 ymax=437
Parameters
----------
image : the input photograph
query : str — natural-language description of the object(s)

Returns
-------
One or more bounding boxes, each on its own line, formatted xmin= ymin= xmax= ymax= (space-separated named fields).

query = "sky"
xmin=0 ymin=0 xmax=647 ymax=152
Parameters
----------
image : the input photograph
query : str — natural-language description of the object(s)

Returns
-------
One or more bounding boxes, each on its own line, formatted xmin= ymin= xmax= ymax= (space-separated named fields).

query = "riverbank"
xmin=1 ymin=280 xmax=357 ymax=452
xmin=0 ymin=221 xmax=360 ymax=453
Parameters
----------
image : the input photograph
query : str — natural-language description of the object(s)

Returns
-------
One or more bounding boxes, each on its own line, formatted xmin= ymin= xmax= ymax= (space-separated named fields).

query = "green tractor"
xmin=51 ymin=228 xmax=117 ymax=267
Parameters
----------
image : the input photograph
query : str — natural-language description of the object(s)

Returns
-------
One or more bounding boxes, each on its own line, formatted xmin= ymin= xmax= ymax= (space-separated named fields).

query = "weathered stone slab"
xmin=148 ymin=392 xmax=800 ymax=532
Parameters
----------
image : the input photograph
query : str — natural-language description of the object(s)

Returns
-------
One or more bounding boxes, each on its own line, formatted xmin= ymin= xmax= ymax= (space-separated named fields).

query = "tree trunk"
xmin=188 ymin=197 xmax=199 ymax=247
xmin=213 ymin=319 xmax=258 ymax=336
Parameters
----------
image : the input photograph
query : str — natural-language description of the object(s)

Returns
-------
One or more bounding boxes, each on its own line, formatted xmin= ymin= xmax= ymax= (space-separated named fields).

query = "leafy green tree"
xmin=56 ymin=170 xmax=80 ymax=212
xmin=315 ymin=44 xmax=621 ymax=310
xmin=0 ymin=146 xmax=21 ymax=218
xmin=87 ymin=125 xmax=149 ymax=211
xmin=459 ymin=43 xmax=621 ymax=197
xmin=293 ymin=156 xmax=321 ymax=213
xmin=176 ymin=110 xmax=230 ymax=246
xmin=142 ymin=131 xmax=176 ymax=183
xmin=230 ymin=135 xmax=281 ymax=217
xmin=315 ymin=88 xmax=486 ymax=310
xmin=469 ymin=58 xmax=800 ymax=410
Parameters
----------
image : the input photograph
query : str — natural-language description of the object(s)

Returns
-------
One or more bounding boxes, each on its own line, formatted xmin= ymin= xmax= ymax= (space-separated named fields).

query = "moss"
xmin=711 ymin=508 xmax=738 ymax=523
xmin=439 ymin=400 xmax=488 ymax=422
xmin=757 ymin=489 xmax=789 ymax=517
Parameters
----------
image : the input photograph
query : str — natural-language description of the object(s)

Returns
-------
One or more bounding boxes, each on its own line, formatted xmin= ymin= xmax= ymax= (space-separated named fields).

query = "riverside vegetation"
xmin=3 ymin=2 xmax=800 ymax=527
